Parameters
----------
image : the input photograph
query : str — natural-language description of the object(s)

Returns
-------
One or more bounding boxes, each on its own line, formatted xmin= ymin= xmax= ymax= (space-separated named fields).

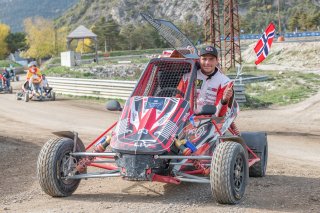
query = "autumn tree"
xmin=75 ymin=38 xmax=95 ymax=53
xmin=22 ymin=17 xmax=67 ymax=64
xmin=0 ymin=23 xmax=10 ymax=59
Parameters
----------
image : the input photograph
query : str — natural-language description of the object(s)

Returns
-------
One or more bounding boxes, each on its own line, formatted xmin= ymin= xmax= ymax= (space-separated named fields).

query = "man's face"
xmin=199 ymin=54 xmax=219 ymax=75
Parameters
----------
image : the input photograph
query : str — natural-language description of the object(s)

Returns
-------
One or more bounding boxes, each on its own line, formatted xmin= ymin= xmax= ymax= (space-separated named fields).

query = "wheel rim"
xmin=59 ymin=153 xmax=76 ymax=184
xmin=233 ymin=154 xmax=244 ymax=192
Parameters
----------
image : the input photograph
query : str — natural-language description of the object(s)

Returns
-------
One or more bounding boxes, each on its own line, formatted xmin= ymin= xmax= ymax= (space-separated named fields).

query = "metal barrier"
xmin=227 ymin=31 xmax=320 ymax=40
xmin=48 ymin=77 xmax=248 ymax=103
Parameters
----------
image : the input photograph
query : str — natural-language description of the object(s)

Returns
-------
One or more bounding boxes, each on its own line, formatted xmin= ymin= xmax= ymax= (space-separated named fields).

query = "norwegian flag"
xmin=254 ymin=23 xmax=276 ymax=65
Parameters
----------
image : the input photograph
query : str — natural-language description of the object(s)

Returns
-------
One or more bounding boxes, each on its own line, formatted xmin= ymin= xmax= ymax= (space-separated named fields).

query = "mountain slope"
xmin=0 ymin=0 xmax=78 ymax=32
xmin=54 ymin=0 xmax=203 ymax=30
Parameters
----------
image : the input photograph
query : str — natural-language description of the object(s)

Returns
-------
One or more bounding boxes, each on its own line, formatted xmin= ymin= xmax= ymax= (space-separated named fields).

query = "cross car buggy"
xmin=16 ymin=79 xmax=55 ymax=102
xmin=36 ymin=14 xmax=268 ymax=204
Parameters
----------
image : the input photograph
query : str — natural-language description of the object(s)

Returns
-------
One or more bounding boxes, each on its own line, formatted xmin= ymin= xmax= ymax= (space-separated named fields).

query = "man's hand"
xmin=222 ymin=83 xmax=233 ymax=104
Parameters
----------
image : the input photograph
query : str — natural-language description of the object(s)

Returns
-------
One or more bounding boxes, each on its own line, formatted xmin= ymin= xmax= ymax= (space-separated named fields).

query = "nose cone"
xmin=111 ymin=96 xmax=190 ymax=154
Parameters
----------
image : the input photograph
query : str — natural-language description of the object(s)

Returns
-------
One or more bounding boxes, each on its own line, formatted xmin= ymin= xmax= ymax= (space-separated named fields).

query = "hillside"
xmin=0 ymin=0 xmax=78 ymax=32
xmin=55 ymin=0 xmax=320 ymax=33
xmin=242 ymin=41 xmax=320 ymax=73
xmin=54 ymin=0 xmax=203 ymax=30
xmin=0 ymin=0 xmax=319 ymax=34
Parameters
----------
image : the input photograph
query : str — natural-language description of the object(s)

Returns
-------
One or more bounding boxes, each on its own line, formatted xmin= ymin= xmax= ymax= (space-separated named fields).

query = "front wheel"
xmin=37 ymin=137 xmax=85 ymax=197
xmin=210 ymin=141 xmax=249 ymax=204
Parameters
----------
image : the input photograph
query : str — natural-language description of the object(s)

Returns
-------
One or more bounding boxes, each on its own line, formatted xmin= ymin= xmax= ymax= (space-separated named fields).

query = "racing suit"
xmin=177 ymin=67 xmax=240 ymax=135
xmin=177 ymin=67 xmax=231 ymax=116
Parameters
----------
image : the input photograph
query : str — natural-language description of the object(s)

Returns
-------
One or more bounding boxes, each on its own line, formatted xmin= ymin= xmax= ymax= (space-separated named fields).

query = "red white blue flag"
xmin=254 ymin=23 xmax=276 ymax=65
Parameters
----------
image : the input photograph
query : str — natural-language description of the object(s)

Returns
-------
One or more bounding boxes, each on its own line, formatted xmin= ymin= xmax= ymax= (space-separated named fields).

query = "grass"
xmin=243 ymin=70 xmax=320 ymax=109
xmin=58 ymin=93 xmax=126 ymax=105
xmin=101 ymin=57 xmax=150 ymax=64
xmin=0 ymin=60 xmax=22 ymax=68
xmin=108 ymin=48 xmax=166 ymax=57
xmin=45 ymin=61 xmax=320 ymax=109
xmin=44 ymin=66 xmax=95 ymax=78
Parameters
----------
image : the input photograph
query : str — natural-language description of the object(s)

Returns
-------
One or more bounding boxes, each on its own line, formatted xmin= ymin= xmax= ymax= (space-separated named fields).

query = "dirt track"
xmin=0 ymin=82 xmax=319 ymax=212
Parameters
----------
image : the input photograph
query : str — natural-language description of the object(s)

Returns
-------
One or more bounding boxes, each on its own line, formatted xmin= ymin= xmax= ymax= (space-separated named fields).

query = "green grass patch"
xmin=0 ymin=60 xmax=22 ymax=68
xmin=44 ymin=66 xmax=95 ymax=78
xmin=108 ymin=48 xmax=166 ymax=57
xmin=243 ymin=71 xmax=320 ymax=109
xmin=101 ymin=57 xmax=150 ymax=65
xmin=58 ymin=93 xmax=126 ymax=105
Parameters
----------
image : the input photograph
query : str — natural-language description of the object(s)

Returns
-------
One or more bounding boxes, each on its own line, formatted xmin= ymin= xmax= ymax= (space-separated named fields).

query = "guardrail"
xmin=47 ymin=77 xmax=248 ymax=103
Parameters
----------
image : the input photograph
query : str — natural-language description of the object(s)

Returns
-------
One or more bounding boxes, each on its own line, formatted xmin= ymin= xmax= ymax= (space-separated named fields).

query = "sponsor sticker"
xmin=196 ymin=79 xmax=203 ymax=89
xmin=146 ymin=97 xmax=165 ymax=110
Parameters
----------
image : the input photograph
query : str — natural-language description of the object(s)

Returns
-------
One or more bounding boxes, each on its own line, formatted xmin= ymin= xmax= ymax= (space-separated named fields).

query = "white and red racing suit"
xmin=177 ymin=67 xmax=231 ymax=116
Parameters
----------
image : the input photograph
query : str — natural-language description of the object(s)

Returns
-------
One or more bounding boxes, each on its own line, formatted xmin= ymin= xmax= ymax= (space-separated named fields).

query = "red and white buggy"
xmin=37 ymin=14 xmax=268 ymax=204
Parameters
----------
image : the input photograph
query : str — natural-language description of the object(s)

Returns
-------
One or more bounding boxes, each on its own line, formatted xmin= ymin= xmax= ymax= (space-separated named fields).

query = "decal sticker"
xmin=196 ymin=79 xmax=203 ymax=89
xmin=146 ymin=97 xmax=165 ymax=110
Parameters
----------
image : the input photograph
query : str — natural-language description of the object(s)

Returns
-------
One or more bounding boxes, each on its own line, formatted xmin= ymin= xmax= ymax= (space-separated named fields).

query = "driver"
xmin=177 ymin=45 xmax=240 ymax=134
xmin=26 ymin=62 xmax=42 ymax=91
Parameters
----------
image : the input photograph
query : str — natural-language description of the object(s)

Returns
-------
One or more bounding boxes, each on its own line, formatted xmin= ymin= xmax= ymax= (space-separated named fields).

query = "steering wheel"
xmin=155 ymin=87 xmax=184 ymax=97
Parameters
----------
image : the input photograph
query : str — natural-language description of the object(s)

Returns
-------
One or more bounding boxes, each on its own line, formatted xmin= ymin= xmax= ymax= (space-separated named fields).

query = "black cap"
xmin=199 ymin=45 xmax=218 ymax=57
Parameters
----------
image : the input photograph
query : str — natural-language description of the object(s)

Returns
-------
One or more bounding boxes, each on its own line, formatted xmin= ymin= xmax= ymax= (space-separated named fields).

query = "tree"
xmin=55 ymin=26 xmax=68 ymax=55
xmin=22 ymin=17 xmax=56 ymax=63
xmin=5 ymin=32 xmax=27 ymax=53
xmin=75 ymin=38 xmax=94 ymax=53
xmin=0 ymin=23 xmax=10 ymax=59
xmin=92 ymin=16 xmax=120 ymax=52
xmin=119 ymin=24 xmax=136 ymax=50
xmin=176 ymin=20 xmax=204 ymax=45
xmin=288 ymin=13 xmax=300 ymax=31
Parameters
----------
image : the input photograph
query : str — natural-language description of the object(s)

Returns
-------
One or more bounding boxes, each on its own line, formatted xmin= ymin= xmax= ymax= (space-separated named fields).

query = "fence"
xmin=234 ymin=31 xmax=320 ymax=40
xmin=48 ymin=77 xmax=249 ymax=103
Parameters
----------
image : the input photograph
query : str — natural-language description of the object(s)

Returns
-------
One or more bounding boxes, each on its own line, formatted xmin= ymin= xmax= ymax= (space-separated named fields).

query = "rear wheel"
xmin=37 ymin=137 xmax=85 ymax=197
xmin=51 ymin=91 xmax=56 ymax=101
xmin=249 ymin=142 xmax=268 ymax=177
xmin=241 ymin=132 xmax=268 ymax=177
xmin=210 ymin=141 xmax=249 ymax=204
xmin=24 ymin=92 xmax=29 ymax=102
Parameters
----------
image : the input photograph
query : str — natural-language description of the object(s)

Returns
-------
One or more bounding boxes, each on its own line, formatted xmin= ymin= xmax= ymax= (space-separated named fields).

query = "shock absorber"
xmin=174 ymin=139 xmax=192 ymax=156
xmin=76 ymin=135 xmax=111 ymax=172
xmin=174 ymin=138 xmax=209 ymax=175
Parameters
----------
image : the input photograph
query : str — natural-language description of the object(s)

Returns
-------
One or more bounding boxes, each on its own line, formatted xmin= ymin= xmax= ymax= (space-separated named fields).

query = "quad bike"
xmin=37 ymin=14 xmax=268 ymax=204
xmin=16 ymin=79 xmax=55 ymax=102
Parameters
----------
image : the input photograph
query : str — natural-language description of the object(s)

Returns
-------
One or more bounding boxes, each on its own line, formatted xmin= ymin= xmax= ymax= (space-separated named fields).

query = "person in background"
xmin=41 ymin=74 xmax=52 ymax=95
xmin=26 ymin=62 xmax=42 ymax=91
xmin=2 ymin=67 xmax=11 ymax=88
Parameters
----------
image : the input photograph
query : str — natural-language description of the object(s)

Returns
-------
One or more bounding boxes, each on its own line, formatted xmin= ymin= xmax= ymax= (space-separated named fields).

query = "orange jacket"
xmin=26 ymin=67 xmax=42 ymax=81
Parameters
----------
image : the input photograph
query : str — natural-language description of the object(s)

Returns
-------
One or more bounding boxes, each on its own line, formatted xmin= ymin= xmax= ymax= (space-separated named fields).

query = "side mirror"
xmin=106 ymin=100 xmax=122 ymax=111
xmin=195 ymin=105 xmax=216 ymax=116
